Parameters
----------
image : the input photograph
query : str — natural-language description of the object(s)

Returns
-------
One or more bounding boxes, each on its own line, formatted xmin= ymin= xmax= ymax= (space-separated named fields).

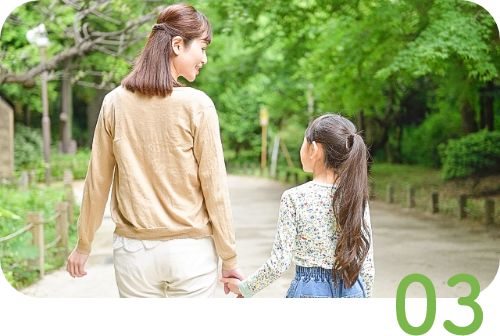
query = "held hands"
xmin=221 ymin=268 xmax=245 ymax=297
xmin=220 ymin=277 xmax=243 ymax=296
xmin=66 ymin=248 xmax=89 ymax=278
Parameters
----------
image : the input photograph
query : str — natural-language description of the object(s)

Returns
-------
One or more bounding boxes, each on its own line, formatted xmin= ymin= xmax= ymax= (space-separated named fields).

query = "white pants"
xmin=113 ymin=234 xmax=218 ymax=298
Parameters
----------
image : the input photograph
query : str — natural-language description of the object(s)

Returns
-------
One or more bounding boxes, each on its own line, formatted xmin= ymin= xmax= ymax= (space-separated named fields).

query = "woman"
xmin=66 ymin=3 xmax=243 ymax=298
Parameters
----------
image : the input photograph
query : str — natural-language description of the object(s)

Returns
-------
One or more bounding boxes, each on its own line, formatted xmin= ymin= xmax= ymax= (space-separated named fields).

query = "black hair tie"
xmin=346 ymin=134 xmax=355 ymax=150
xmin=152 ymin=23 xmax=180 ymax=36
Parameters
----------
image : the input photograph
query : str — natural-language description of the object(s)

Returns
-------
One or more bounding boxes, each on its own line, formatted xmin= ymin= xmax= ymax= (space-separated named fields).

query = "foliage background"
xmin=0 ymin=0 xmax=498 ymax=289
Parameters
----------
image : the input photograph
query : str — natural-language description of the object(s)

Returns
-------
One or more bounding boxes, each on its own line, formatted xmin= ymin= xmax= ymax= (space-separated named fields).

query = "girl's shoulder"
xmin=283 ymin=181 xmax=335 ymax=203
xmin=287 ymin=180 xmax=335 ymax=194
xmin=283 ymin=181 xmax=318 ymax=199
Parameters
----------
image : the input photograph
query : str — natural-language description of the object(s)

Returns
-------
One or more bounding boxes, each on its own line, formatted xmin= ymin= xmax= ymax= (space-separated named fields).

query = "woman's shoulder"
xmin=110 ymin=85 xmax=214 ymax=107
xmin=101 ymin=85 xmax=123 ymax=102
xmin=172 ymin=87 xmax=214 ymax=107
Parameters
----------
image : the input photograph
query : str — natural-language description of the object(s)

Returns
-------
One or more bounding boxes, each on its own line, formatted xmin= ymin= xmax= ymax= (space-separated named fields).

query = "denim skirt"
xmin=285 ymin=265 xmax=366 ymax=298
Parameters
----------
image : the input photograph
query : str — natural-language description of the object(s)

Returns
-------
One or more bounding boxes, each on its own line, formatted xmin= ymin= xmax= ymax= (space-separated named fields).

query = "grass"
xmin=0 ymin=182 xmax=79 ymax=289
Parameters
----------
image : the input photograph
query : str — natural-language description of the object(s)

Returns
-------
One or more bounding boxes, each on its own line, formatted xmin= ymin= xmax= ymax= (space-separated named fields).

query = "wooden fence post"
xmin=27 ymin=212 xmax=44 ymax=278
xmin=19 ymin=171 xmax=29 ymax=190
xmin=431 ymin=191 xmax=439 ymax=214
xmin=458 ymin=194 xmax=467 ymax=219
xmin=387 ymin=184 xmax=394 ymax=204
xmin=64 ymin=169 xmax=74 ymax=225
xmin=485 ymin=199 xmax=495 ymax=226
xmin=407 ymin=186 xmax=415 ymax=208
xmin=56 ymin=202 xmax=69 ymax=257
xmin=29 ymin=170 xmax=37 ymax=186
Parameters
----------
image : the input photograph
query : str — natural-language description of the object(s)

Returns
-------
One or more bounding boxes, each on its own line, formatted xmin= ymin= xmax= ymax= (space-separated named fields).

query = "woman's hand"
xmin=221 ymin=268 xmax=245 ymax=296
xmin=220 ymin=277 xmax=243 ymax=296
xmin=66 ymin=249 xmax=89 ymax=278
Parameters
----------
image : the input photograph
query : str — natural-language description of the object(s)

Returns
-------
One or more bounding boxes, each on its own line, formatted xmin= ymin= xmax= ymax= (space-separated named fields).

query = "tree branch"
xmin=0 ymin=5 xmax=162 ymax=86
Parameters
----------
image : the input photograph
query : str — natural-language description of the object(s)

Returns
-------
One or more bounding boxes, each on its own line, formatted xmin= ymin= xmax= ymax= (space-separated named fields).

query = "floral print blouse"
xmin=239 ymin=181 xmax=375 ymax=298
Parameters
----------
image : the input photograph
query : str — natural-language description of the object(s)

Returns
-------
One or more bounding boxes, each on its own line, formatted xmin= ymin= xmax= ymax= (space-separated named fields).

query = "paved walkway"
xmin=21 ymin=175 xmax=499 ymax=298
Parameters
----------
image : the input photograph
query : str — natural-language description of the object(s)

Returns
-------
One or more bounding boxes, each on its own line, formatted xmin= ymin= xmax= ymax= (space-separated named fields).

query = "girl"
xmin=221 ymin=114 xmax=374 ymax=298
xmin=66 ymin=3 xmax=243 ymax=297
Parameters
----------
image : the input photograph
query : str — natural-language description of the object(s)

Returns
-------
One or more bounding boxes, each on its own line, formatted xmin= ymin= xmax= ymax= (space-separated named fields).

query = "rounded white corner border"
xmin=0 ymin=0 xmax=36 ymax=36
xmin=467 ymin=0 xmax=500 ymax=33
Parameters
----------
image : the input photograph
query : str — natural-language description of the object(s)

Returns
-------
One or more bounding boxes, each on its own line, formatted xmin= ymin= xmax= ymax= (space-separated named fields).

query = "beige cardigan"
xmin=75 ymin=85 xmax=238 ymax=270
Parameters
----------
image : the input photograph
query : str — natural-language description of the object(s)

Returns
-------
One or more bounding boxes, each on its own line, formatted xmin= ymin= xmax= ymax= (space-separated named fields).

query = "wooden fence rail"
xmin=0 ymin=169 xmax=74 ymax=279
xmin=371 ymin=181 xmax=497 ymax=227
xmin=227 ymin=163 xmax=497 ymax=227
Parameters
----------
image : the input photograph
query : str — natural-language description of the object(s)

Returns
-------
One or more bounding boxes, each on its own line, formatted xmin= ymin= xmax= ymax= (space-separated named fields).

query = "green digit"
xmin=396 ymin=273 xmax=436 ymax=335
xmin=444 ymin=273 xmax=483 ymax=335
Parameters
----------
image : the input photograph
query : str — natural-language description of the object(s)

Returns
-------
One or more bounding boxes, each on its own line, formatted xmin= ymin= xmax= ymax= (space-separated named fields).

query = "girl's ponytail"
xmin=304 ymin=114 xmax=371 ymax=288
xmin=332 ymin=132 xmax=370 ymax=288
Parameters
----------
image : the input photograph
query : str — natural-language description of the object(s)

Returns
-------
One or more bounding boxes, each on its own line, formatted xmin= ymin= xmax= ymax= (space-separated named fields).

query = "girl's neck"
xmin=312 ymin=166 xmax=338 ymax=185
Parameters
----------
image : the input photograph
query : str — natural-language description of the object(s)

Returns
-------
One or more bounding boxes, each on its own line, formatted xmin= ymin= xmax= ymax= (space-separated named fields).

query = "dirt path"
xmin=21 ymin=175 xmax=499 ymax=298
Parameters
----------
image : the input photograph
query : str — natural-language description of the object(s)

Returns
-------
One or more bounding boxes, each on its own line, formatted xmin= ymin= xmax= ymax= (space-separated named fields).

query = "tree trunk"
xmin=86 ymin=89 xmax=108 ymax=148
xmin=357 ymin=110 xmax=365 ymax=134
xmin=480 ymin=81 xmax=494 ymax=131
xmin=60 ymin=61 xmax=74 ymax=153
xmin=460 ymin=99 xmax=477 ymax=134
xmin=395 ymin=126 xmax=402 ymax=163
xmin=13 ymin=101 xmax=23 ymax=122
xmin=25 ymin=105 xmax=31 ymax=126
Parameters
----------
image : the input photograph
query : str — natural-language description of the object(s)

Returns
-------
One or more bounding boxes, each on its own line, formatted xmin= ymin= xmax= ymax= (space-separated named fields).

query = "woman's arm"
xmin=68 ymin=94 xmax=116 ymax=277
xmin=193 ymin=98 xmax=238 ymax=271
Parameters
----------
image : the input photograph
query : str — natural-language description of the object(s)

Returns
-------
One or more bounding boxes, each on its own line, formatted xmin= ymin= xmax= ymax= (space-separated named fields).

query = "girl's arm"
xmin=237 ymin=191 xmax=297 ymax=297
xmin=359 ymin=203 xmax=375 ymax=297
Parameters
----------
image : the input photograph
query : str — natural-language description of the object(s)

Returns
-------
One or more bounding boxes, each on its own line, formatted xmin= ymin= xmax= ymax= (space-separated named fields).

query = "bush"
xmin=14 ymin=124 xmax=44 ymax=171
xmin=400 ymin=111 xmax=462 ymax=167
xmin=0 ymin=184 xmax=79 ymax=289
xmin=439 ymin=130 xmax=500 ymax=180
xmin=51 ymin=149 xmax=90 ymax=180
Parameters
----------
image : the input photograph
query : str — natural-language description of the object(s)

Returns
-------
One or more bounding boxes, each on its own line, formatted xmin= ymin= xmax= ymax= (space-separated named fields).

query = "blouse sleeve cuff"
xmin=239 ymin=281 xmax=255 ymax=298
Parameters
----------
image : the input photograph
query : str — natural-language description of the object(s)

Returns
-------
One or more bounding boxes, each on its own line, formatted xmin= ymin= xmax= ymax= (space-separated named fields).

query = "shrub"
xmin=51 ymin=149 xmax=91 ymax=180
xmin=14 ymin=124 xmax=44 ymax=171
xmin=400 ymin=111 xmax=462 ymax=167
xmin=0 ymin=184 xmax=79 ymax=289
xmin=439 ymin=130 xmax=500 ymax=180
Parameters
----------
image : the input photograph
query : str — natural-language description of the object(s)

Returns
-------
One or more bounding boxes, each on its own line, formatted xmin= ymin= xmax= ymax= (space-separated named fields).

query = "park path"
xmin=21 ymin=175 xmax=499 ymax=298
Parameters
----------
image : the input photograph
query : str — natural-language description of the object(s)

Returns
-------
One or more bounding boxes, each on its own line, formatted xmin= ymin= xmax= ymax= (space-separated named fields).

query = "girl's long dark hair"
xmin=305 ymin=114 xmax=370 ymax=288
xmin=122 ymin=3 xmax=212 ymax=97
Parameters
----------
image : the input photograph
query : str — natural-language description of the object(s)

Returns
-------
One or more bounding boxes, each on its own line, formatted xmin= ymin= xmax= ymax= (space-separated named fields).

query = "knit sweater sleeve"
xmin=193 ymin=97 xmax=238 ymax=271
xmin=239 ymin=191 xmax=297 ymax=297
xmin=76 ymin=94 xmax=116 ymax=254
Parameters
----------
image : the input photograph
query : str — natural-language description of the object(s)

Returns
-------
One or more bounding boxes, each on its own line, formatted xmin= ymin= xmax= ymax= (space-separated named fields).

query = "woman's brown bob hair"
xmin=122 ymin=3 xmax=212 ymax=97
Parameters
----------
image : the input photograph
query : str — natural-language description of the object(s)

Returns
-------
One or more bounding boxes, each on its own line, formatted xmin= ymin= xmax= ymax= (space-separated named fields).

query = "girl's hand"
xmin=220 ymin=277 xmax=243 ymax=296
